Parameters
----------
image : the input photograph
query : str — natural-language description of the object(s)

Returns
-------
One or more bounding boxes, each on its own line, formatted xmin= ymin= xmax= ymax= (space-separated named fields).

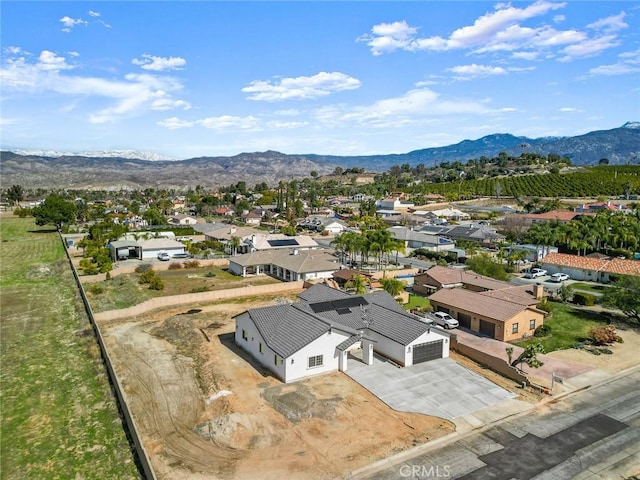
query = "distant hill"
xmin=2 ymin=123 xmax=638 ymax=189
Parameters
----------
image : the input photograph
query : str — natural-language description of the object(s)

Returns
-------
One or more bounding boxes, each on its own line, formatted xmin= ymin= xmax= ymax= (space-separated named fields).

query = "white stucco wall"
xmin=235 ymin=314 xmax=351 ymax=383
xmin=141 ymin=247 xmax=185 ymax=259
xmin=283 ymin=329 xmax=351 ymax=382
xmin=365 ymin=331 xmax=408 ymax=366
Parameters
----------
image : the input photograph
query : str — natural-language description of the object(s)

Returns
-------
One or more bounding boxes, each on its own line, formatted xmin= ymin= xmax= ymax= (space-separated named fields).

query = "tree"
xmin=380 ymin=277 xmax=404 ymax=297
xmin=345 ymin=275 xmax=368 ymax=295
xmin=229 ymin=236 xmax=242 ymax=256
xmin=603 ymin=275 xmax=640 ymax=323
xmin=6 ymin=185 xmax=24 ymax=205
xmin=32 ymin=194 xmax=77 ymax=229
xmin=511 ymin=343 xmax=545 ymax=370
xmin=557 ymin=283 xmax=574 ymax=303
xmin=465 ymin=253 xmax=509 ymax=281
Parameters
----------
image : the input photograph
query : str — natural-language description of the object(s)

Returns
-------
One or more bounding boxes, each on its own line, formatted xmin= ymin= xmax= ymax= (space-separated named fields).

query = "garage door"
xmin=458 ymin=313 xmax=471 ymax=329
xmin=412 ymin=340 xmax=443 ymax=364
xmin=479 ymin=320 xmax=496 ymax=337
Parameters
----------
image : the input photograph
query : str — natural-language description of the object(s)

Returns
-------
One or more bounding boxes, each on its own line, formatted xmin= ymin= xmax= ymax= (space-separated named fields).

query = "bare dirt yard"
xmin=99 ymin=298 xmax=454 ymax=480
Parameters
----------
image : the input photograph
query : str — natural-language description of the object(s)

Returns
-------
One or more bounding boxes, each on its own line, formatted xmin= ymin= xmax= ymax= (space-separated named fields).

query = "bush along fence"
xmin=60 ymin=231 xmax=158 ymax=480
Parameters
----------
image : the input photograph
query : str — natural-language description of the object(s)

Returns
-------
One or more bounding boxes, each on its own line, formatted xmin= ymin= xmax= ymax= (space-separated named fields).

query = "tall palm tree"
xmin=346 ymin=274 xmax=368 ymax=294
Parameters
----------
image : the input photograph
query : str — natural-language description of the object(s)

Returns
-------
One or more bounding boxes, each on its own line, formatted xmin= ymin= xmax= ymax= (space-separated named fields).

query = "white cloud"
xmin=242 ymin=71 xmax=361 ymax=101
xmin=59 ymin=16 xmax=87 ymax=32
xmin=559 ymin=107 xmax=578 ymax=112
xmin=157 ymin=117 xmax=194 ymax=129
xmin=589 ymin=49 xmax=640 ymax=76
xmin=265 ymin=120 xmax=309 ymax=129
xmin=447 ymin=64 xmax=508 ymax=79
xmin=132 ymin=54 xmax=187 ymax=72
xmin=587 ymin=12 xmax=627 ymax=32
xmin=311 ymin=87 xmax=491 ymax=129
xmin=553 ymin=14 xmax=566 ymax=23
xmin=88 ymin=10 xmax=100 ymax=17
xmin=1 ymin=50 xmax=190 ymax=122
xmin=197 ymin=115 xmax=260 ymax=131
xmin=559 ymin=35 xmax=619 ymax=61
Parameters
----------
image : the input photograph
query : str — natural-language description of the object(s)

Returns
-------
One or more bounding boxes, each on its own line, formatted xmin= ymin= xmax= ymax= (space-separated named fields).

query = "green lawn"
xmin=569 ymin=282 xmax=611 ymax=295
xmin=515 ymin=301 xmax=610 ymax=352
xmin=403 ymin=293 xmax=431 ymax=312
xmin=0 ymin=218 xmax=137 ymax=479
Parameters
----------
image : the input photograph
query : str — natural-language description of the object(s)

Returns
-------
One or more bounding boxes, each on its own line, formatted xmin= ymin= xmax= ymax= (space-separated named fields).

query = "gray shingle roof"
xmin=297 ymin=283 xmax=351 ymax=302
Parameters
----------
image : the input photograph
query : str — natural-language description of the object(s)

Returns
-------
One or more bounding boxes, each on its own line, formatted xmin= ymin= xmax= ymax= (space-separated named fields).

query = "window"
xmin=242 ymin=329 xmax=248 ymax=341
xmin=274 ymin=355 xmax=281 ymax=366
xmin=512 ymin=323 xmax=519 ymax=334
xmin=308 ymin=355 xmax=323 ymax=369
xmin=530 ymin=319 xmax=536 ymax=330
xmin=259 ymin=343 xmax=264 ymax=354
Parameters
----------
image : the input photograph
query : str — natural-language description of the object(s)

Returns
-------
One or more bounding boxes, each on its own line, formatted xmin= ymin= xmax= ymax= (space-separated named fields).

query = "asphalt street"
xmin=357 ymin=367 xmax=640 ymax=480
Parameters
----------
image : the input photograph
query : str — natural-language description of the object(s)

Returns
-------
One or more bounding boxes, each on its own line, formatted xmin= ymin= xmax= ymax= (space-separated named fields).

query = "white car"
xmin=550 ymin=272 xmax=570 ymax=282
xmin=524 ymin=268 xmax=547 ymax=279
xmin=433 ymin=311 xmax=459 ymax=329
xmin=157 ymin=252 xmax=170 ymax=261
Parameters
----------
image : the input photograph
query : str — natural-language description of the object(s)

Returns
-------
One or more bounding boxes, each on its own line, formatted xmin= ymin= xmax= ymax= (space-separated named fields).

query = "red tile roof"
xmin=542 ymin=253 xmax=640 ymax=276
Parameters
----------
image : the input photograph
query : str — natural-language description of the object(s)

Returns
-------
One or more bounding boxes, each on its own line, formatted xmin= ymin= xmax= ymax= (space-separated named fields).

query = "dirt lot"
xmin=100 ymin=299 xmax=454 ymax=480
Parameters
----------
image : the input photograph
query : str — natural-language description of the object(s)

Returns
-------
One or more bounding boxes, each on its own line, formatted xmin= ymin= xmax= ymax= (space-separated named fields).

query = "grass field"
xmin=87 ymin=264 xmax=281 ymax=312
xmin=515 ymin=301 xmax=610 ymax=352
xmin=0 ymin=218 xmax=138 ymax=479
xmin=403 ymin=293 xmax=431 ymax=312
xmin=569 ymin=282 xmax=611 ymax=295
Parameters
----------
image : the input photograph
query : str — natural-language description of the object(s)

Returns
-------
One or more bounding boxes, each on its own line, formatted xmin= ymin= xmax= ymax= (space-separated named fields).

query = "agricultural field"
xmin=0 ymin=217 xmax=138 ymax=479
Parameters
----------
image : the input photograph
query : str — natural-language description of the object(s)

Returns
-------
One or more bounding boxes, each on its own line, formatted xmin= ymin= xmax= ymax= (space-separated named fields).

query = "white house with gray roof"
xmin=229 ymin=249 xmax=339 ymax=282
xmin=234 ymin=284 xmax=450 ymax=383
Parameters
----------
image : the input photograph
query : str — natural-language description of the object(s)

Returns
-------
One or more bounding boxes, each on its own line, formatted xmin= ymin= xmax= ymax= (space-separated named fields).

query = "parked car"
xmin=550 ymin=272 xmax=570 ymax=282
xmin=172 ymin=252 xmax=192 ymax=259
xmin=524 ymin=268 xmax=547 ymax=278
xmin=157 ymin=252 xmax=170 ymax=261
xmin=432 ymin=311 xmax=459 ymax=329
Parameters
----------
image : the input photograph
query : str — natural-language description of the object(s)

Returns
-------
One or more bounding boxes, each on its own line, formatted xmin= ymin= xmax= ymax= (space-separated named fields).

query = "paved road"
xmin=355 ymin=367 xmax=640 ymax=480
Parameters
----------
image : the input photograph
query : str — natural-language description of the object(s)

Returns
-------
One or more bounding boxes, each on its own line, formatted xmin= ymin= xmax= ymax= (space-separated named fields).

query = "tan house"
xmin=418 ymin=265 xmax=547 ymax=341
xmin=541 ymin=252 xmax=640 ymax=283
xmin=429 ymin=287 xmax=546 ymax=341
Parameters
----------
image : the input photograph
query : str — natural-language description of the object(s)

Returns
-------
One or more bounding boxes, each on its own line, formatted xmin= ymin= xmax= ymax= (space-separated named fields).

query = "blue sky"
xmin=1 ymin=1 xmax=639 ymax=159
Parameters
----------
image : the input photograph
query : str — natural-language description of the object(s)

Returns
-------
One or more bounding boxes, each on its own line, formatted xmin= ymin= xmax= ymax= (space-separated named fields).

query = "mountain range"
xmin=2 ymin=123 xmax=638 ymax=190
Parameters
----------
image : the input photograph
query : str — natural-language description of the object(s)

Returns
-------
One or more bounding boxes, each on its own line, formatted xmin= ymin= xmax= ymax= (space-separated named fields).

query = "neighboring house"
xmin=505 ymin=244 xmax=559 ymax=263
xmin=515 ymin=210 xmax=594 ymax=226
xmin=228 ymin=249 xmax=339 ymax=282
xmin=413 ymin=265 xmax=511 ymax=295
xmin=331 ymin=269 xmax=373 ymax=288
xmin=248 ymin=233 xmax=319 ymax=252
xmin=415 ymin=265 xmax=547 ymax=341
xmin=138 ymin=238 xmax=186 ymax=259
xmin=437 ymin=224 xmax=506 ymax=246
xmin=299 ymin=216 xmax=348 ymax=234
xmin=388 ymin=226 xmax=456 ymax=252
xmin=168 ymin=214 xmax=199 ymax=226
xmin=574 ymin=201 xmax=630 ymax=213
xmin=541 ymin=253 xmax=640 ymax=283
xmin=429 ymin=208 xmax=470 ymax=221
xmin=429 ymin=286 xmax=546 ymax=341
xmin=234 ymin=284 xmax=451 ymax=383
xmin=241 ymin=211 xmax=263 ymax=225
xmin=377 ymin=197 xmax=415 ymax=210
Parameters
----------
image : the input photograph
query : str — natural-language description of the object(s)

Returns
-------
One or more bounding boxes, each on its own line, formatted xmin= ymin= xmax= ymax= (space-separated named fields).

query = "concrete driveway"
xmin=345 ymin=355 xmax=516 ymax=420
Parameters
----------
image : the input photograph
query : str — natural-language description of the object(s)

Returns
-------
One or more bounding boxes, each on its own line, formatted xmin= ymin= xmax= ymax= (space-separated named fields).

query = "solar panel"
xmin=309 ymin=297 xmax=368 ymax=313
xmin=336 ymin=308 xmax=351 ymax=315
xmin=267 ymin=239 xmax=299 ymax=247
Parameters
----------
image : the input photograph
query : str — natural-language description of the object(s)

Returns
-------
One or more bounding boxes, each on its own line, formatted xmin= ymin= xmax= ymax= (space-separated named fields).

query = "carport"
xmin=346 ymin=355 xmax=516 ymax=420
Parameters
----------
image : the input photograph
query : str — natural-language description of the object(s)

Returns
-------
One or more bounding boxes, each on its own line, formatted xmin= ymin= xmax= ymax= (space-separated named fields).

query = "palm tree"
xmin=346 ymin=274 xmax=368 ymax=294
xmin=380 ymin=277 xmax=404 ymax=298
xmin=230 ymin=236 xmax=241 ymax=256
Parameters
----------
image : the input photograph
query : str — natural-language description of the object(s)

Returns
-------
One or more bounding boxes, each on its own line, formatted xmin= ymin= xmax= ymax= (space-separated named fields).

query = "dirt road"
xmin=100 ymin=300 xmax=454 ymax=480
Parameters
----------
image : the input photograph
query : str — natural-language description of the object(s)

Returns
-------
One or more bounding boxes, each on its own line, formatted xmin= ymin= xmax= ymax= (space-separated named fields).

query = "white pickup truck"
xmin=424 ymin=311 xmax=459 ymax=329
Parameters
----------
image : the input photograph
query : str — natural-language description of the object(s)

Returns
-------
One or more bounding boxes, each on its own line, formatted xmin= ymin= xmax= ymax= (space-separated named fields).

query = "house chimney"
xmin=533 ymin=283 xmax=544 ymax=299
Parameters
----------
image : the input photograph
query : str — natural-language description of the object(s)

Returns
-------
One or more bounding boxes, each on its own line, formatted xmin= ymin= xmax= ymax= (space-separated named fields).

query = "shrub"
xmin=135 ymin=263 xmax=153 ymax=274
xmin=573 ymin=292 xmax=596 ymax=306
xmin=589 ymin=325 xmax=622 ymax=345
xmin=534 ymin=324 xmax=551 ymax=337
xmin=79 ymin=258 xmax=99 ymax=275
xmin=190 ymin=285 xmax=210 ymax=293
xmin=148 ymin=275 xmax=164 ymax=290
xmin=139 ymin=270 xmax=156 ymax=284
xmin=87 ymin=284 xmax=104 ymax=295
xmin=183 ymin=260 xmax=201 ymax=269
xmin=536 ymin=299 xmax=553 ymax=314
xmin=204 ymin=271 xmax=216 ymax=278
xmin=168 ymin=262 xmax=183 ymax=270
